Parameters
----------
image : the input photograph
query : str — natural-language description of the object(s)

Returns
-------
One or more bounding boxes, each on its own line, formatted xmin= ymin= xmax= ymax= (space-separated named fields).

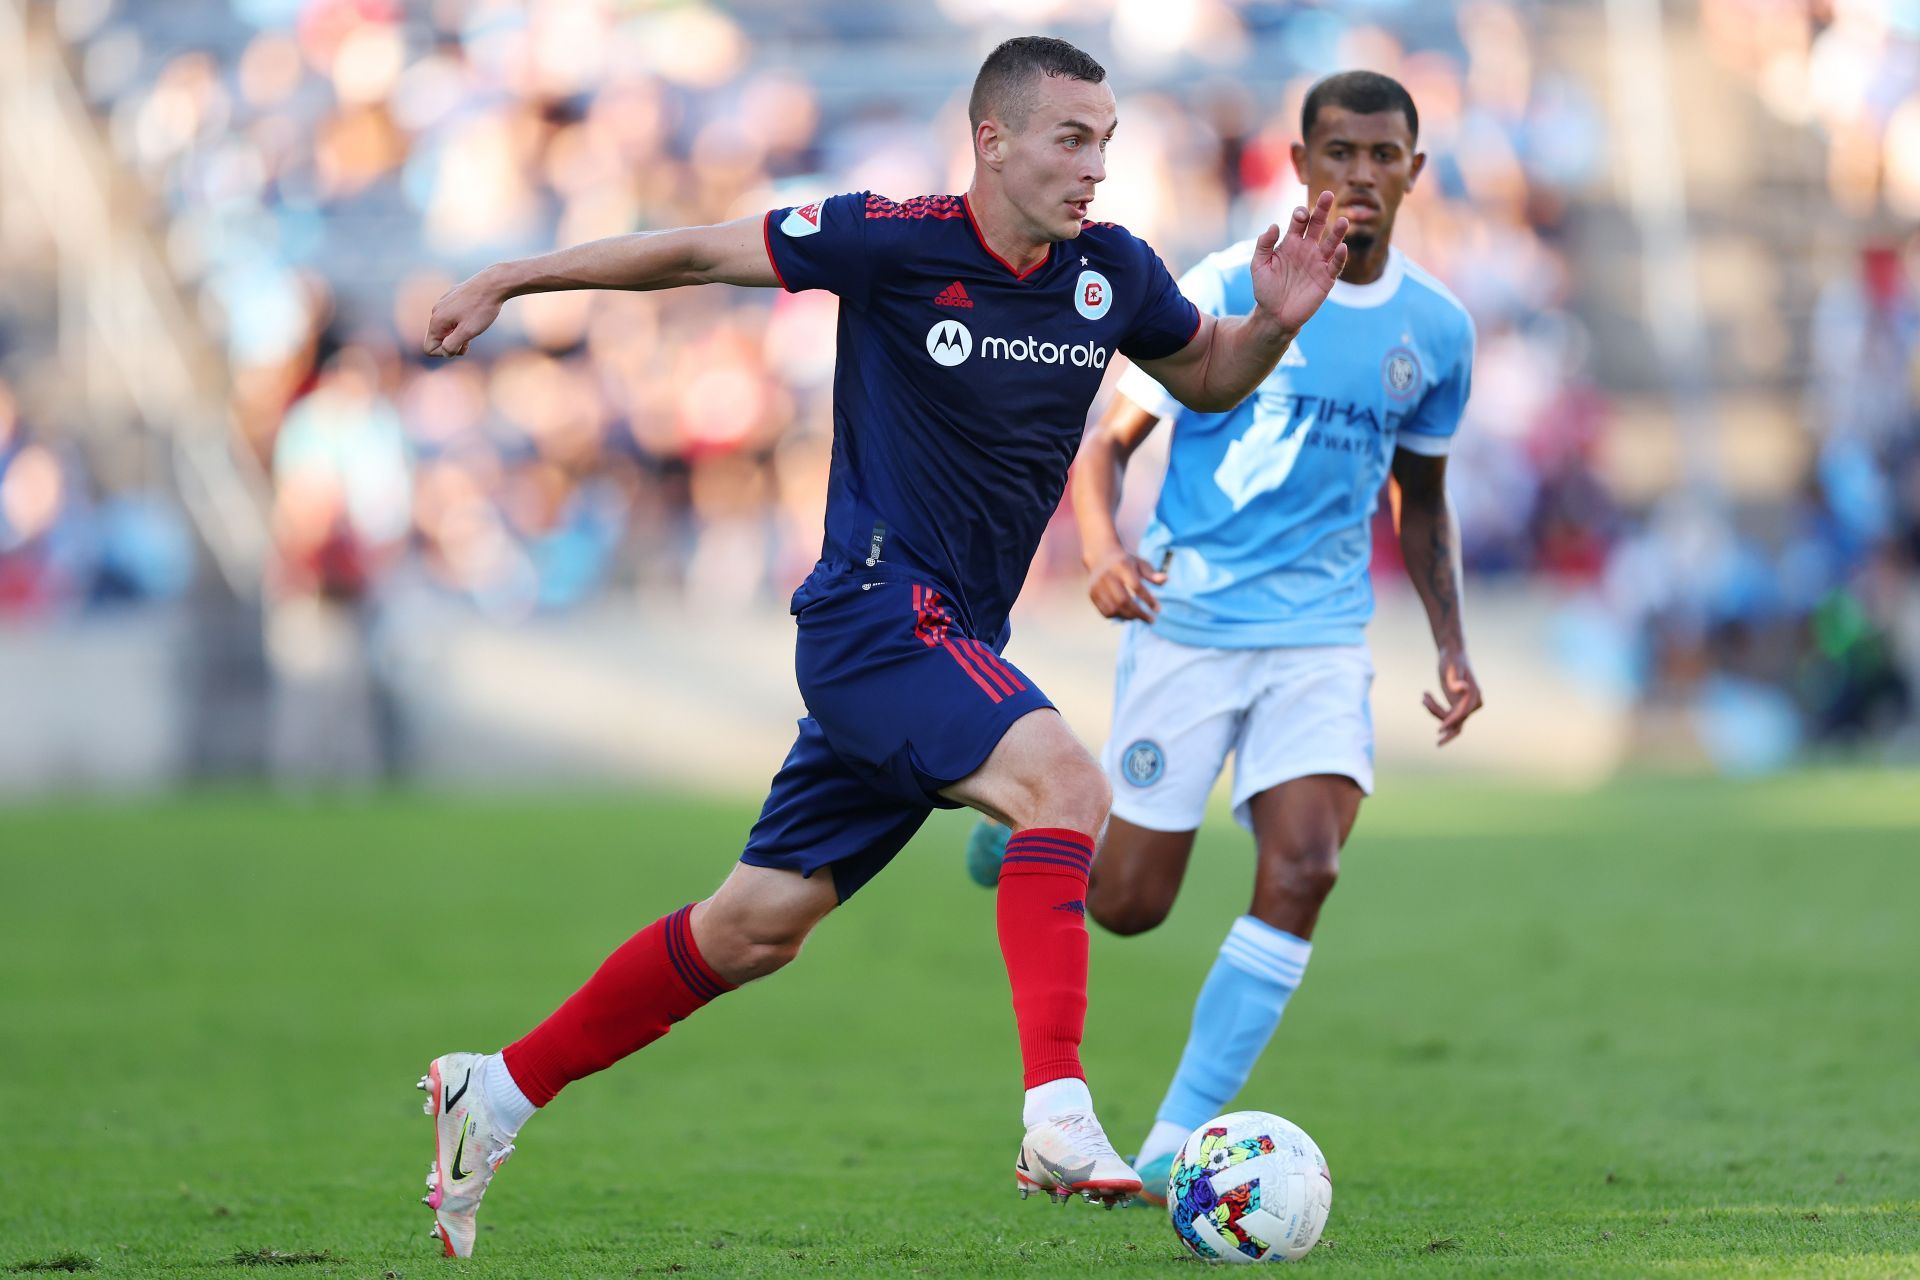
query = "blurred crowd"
xmin=28 ymin=0 xmax=1611 ymax=618
xmin=6 ymin=0 xmax=1917 ymax=766
xmin=1597 ymin=228 xmax=1920 ymax=770
xmin=1606 ymin=0 xmax=1920 ymax=766
xmin=1702 ymin=0 xmax=1920 ymax=219
xmin=0 ymin=366 xmax=195 ymax=614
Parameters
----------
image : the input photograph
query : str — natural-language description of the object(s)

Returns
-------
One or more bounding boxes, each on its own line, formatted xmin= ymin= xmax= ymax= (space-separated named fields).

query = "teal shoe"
xmin=964 ymin=819 xmax=1011 ymax=887
xmin=1129 ymin=1152 xmax=1175 ymax=1208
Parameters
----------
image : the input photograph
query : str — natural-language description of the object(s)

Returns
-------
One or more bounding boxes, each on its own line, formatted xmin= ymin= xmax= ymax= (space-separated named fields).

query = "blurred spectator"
xmin=264 ymin=342 xmax=412 ymax=783
xmin=0 ymin=371 xmax=194 ymax=616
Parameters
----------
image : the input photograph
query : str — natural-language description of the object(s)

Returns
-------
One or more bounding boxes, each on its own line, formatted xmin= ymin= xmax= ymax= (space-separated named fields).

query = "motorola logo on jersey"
xmin=926 ymin=319 xmax=973 ymax=366
xmin=980 ymin=335 xmax=1109 ymax=368
xmin=925 ymin=321 xmax=1109 ymax=369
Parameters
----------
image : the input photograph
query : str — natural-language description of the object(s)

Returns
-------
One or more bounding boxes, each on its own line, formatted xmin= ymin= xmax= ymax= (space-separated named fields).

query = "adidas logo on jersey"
xmin=1280 ymin=343 xmax=1308 ymax=369
xmin=934 ymin=281 xmax=973 ymax=309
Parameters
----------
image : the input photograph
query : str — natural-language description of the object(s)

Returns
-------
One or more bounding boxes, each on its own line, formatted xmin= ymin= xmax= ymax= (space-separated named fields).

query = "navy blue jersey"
xmin=764 ymin=192 xmax=1200 ymax=645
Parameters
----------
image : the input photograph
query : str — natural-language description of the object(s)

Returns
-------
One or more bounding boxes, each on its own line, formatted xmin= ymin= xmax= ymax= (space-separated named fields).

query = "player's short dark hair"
xmin=1301 ymin=70 xmax=1419 ymax=145
xmin=968 ymin=36 xmax=1107 ymax=131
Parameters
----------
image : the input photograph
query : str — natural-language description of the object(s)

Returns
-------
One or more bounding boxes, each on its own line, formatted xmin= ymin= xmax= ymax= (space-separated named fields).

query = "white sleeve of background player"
xmin=1115 ymin=253 xmax=1231 ymax=419
xmin=1397 ymin=310 xmax=1477 ymax=457
xmin=1393 ymin=429 xmax=1452 ymax=457
xmin=1115 ymin=359 xmax=1181 ymax=418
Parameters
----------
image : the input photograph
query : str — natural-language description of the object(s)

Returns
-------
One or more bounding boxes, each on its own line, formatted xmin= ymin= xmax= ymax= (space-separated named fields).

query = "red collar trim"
xmin=961 ymin=194 xmax=1051 ymax=281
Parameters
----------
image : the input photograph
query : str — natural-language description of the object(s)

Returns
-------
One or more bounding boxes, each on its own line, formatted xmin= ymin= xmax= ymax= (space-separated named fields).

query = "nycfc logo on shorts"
xmin=927 ymin=319 xmax=973 ymax=366
xmin=1120 ymin=739 xmax=1165 ymax=787
xmin=1383 ymin=347 xmax=1422 ymax=400
xmin=1075 ymin=269 xmax=1113 ymax=320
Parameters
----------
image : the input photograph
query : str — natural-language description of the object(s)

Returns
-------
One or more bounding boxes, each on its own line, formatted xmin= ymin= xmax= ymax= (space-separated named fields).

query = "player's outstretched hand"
xmin=1087 ymin=547 xmax=1167 ymax=623
xmin=1249 ymin=191 xmax=1349 ymax=336
xmin=423 ymin=269 xmax=506 ymax=358
xmin=1424 ymin=648 xmax=1483 ymax=746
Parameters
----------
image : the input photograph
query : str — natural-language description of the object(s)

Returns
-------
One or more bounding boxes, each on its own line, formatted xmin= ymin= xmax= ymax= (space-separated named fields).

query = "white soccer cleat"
xmin=1015 ymin=1113 xmax=1142 ymax=1209
xmin=418 ymin=1052 xmax=515 ymax=1258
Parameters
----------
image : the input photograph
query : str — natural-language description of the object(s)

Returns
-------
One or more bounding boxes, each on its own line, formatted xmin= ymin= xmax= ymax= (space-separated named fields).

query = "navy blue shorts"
xmin=740 ymin=576 xmax=1054 ymax=901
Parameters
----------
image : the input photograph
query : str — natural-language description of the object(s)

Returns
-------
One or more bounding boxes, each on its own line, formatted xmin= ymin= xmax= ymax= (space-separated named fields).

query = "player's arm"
xmin=1073 ymin=394 xmax=1166 ymax=622
xmin=1132 ymin=193 xmax=1348 ymax=413
xmin=423 ymin=215 xmax=777 ymax=357
xmin=1391 ymin=447 xmax=1484 ymax=745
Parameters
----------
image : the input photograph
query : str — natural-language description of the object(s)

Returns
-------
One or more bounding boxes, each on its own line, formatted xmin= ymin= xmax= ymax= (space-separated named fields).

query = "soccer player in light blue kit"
xmin=967 ymin=71 xmax=1484 ymax=1203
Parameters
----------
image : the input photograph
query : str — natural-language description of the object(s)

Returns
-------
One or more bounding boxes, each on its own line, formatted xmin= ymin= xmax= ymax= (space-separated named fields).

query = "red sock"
xmin=501 ymin=903 xmax=734 ymax=1106
xmin=996 ymin=828 xmax=1094 ymax=1089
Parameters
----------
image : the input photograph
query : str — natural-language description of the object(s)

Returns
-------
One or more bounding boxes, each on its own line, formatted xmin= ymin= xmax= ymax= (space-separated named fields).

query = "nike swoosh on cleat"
xmin=1035 ymin=1151 xmax=1097 ymax=1187
xmin=443 ymin=1068 xmax=471 ymax=1112
xmin=449 ymin=1117 xmax=473 ymax=1181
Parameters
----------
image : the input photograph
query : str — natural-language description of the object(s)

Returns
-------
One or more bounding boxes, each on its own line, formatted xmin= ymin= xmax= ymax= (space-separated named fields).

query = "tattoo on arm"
xmin=1419 ymin=503 xmax=1461 ymax=645
xmin=1395 ymin=451 xmax=1464 ymax=651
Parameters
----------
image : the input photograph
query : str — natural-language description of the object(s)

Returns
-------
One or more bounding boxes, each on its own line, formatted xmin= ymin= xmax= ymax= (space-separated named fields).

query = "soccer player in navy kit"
xmin=412 ymin=37 xmax=1349 ymax=1254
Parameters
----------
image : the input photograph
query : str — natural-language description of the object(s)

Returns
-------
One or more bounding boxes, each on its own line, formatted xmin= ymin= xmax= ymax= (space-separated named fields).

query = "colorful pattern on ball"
xmin=1169 ymin=1125 xmax=1278 ymax=1261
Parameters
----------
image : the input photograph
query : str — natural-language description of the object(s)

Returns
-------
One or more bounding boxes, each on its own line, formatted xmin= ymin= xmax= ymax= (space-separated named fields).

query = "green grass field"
xmin=3 ymin=774 xmax=1918 ymax=1277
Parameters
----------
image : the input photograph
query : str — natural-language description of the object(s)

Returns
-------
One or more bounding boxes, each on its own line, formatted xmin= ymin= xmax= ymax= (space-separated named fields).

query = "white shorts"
xmin=1101 ymin=625 xmax=1375 ymax=833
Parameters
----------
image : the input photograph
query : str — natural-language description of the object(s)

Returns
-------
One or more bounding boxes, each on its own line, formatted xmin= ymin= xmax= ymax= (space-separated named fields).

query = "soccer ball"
xmin=1167 ymin=1111 xmax=1331 ymax=1264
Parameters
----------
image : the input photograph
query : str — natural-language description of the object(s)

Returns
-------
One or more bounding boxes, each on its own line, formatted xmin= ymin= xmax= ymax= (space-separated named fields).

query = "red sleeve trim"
xmin=762 ymin=210 xmax=791 ymax=291
xmin=1183 ymin=305 xmax=1204 ymax=347
xmin=865 ymin=193 xmax=966 ymax=220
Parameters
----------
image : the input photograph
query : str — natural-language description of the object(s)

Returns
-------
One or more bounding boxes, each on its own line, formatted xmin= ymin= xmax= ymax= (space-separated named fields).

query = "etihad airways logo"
xmin=923 ymin=320 xmax=1108 ymax=369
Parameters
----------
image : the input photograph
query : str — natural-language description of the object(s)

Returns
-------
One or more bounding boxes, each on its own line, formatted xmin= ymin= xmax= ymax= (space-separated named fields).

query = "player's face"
xmin=1000 ymin=77 xmax=1117 ymax=243
xmin=1291 ymin=107 xmax=1423 ymax=256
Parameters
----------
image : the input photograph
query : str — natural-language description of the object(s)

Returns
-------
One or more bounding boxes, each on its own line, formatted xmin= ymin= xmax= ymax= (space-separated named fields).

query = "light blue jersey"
xmin=1117 ymin=244 xmax=1474 ymax=648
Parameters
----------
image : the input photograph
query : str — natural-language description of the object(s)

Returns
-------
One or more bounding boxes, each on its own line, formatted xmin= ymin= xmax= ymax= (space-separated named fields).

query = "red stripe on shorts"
xmin=941 ymin=638 xmax=1004 ymax=702
xmin=963 ymin=639 xmax=1027 ymax=694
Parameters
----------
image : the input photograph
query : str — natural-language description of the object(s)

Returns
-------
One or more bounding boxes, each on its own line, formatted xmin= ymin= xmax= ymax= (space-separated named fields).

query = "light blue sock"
xmin=1147 ymin=916 xmax=1311 ymax=1156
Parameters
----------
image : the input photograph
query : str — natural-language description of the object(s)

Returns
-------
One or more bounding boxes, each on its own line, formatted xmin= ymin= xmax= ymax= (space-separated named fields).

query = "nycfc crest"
xmin=1121 ymin=739 xmax=1165 ymax=787
xmin=1382 ymin=346 xmax=1422 ymax=400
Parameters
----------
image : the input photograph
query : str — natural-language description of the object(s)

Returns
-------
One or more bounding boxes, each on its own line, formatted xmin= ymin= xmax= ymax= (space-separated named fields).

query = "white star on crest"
xmin=1080 ymin=256 xmax=1089 ymax=266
